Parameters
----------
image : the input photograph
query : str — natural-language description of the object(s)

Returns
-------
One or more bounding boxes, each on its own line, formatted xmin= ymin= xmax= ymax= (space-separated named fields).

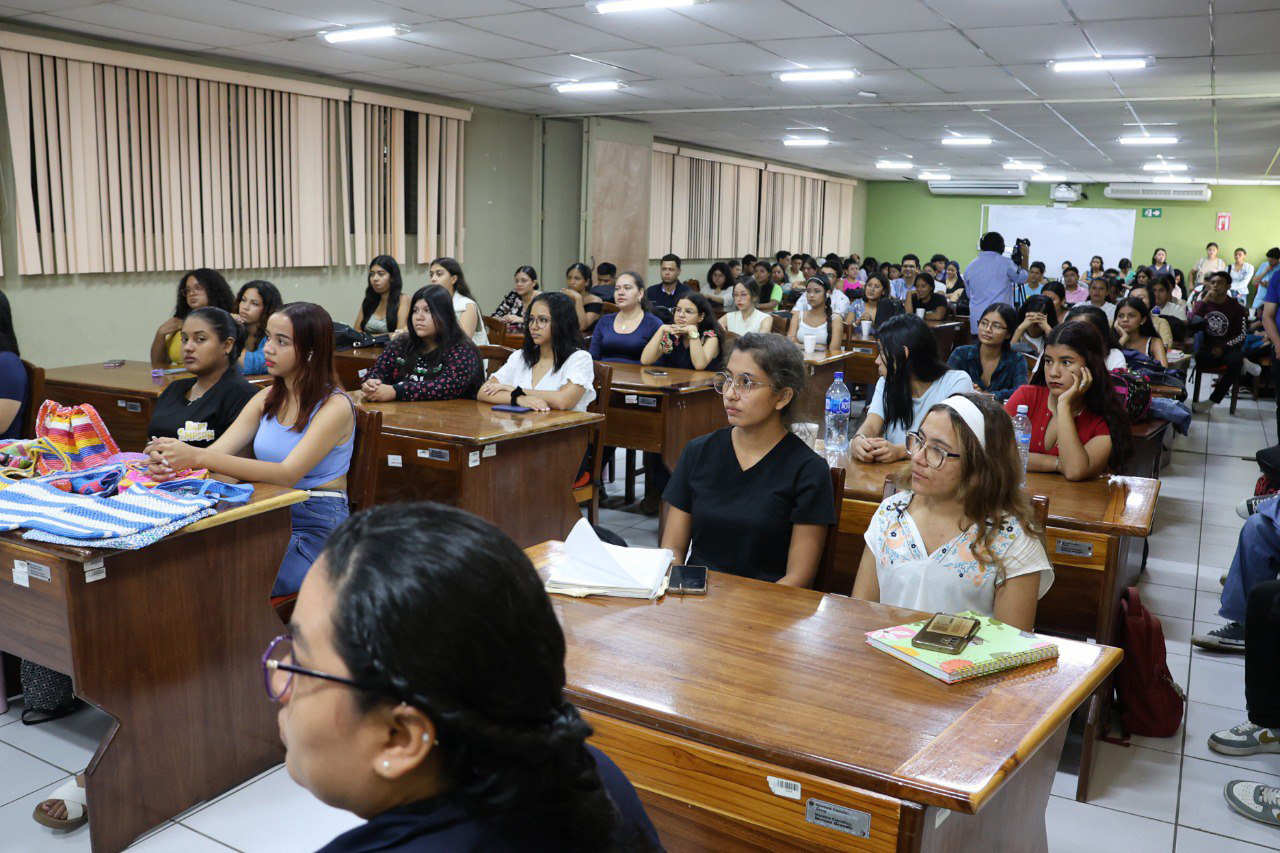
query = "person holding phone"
xmin=852 ymin=393 xmax=1052 ymax=632
xmin=479 ymin=292 xmax=596 ymax=413
xmin=360 ymin=285 xmax=484 ymax=403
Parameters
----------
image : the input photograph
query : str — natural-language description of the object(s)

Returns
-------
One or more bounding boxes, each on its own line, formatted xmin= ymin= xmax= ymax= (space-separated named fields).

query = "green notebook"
xmin=865 ymin=612 xmax=1059 ymax=684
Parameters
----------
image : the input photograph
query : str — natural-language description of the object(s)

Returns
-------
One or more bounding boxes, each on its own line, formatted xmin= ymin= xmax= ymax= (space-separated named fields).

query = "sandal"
xmin=32 ymin=778 xmax=87 ymax=831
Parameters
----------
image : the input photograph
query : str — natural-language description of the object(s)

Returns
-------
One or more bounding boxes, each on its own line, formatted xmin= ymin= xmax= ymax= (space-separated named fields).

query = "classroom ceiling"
xmin=2 ymin=0 xmax=1279 ymax=184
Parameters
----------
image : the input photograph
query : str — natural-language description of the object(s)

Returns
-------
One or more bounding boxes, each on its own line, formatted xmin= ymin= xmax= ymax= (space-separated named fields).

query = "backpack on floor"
xmin=1110 ymin=369 xmax=1152 ymax=422
xmin=18 ymin=659 xmax=79 ymax=725
xmin=1112 ymin=587 xmax=1185 ymax=738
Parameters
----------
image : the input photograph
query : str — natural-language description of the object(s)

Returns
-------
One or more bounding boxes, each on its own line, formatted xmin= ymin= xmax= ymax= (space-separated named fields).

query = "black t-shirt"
xmin=913 ymin=292 xmax=949 ymax=315
xmin=663 ymin=427 xmax=836 ymax=583
xmin=148 ymin=371 xmax=259 ymax=449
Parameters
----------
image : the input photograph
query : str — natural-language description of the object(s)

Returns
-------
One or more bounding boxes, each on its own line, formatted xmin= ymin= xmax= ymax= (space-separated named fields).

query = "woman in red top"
xmin=1004 ymin=322 xmax=1133 ymax=480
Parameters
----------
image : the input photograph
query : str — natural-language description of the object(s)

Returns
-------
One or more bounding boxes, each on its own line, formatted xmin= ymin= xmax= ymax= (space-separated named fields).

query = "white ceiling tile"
xmin=786 ymin=0 xmax=948 ymax=34
xmin=675 ymin=0 xmax=838 ymax=41
xmin=467 ymin=86 xmax=567 ymax=110
xmin=912 ymin=65 xmax=1034 ymax=95
xmin=577 ymin=47 xmax=723 ymax=79
xmin=546 ymin=5 xmax=735 ymax=48
xmin=1081 ymin=15 xmax=1210 ymax=57
xmin=244 ymin=0 xmax=419 ymax=26
xmin=683 ymin=76 xmax=774 ymax=98
xmin=209 ymin=40 xmax=410 ymax=73
xmin=850 ymin=68 xmax=952 ymax=98
xmin=0 ymin=0 xmax=104 ymax=9
xmin=619 ymin=80 xmax=727 ymax=109
xmin=348 ymin=66 xmax=503 ymax=93
xmin=663 ymin=42 xmax=791 ymax=76
xmin=399 ymin=21 xmax=551 ymax=61
xmin=394 ymin=0 xmax=527 ymax=16
xmin=754 ymin=36 xmax=899 ymax=72
xmin=118 ymin=0 xmax=330 ymax=39
xmin=45 ymin=3 xmax=273 ymax=46
xmin=1001 ymin=63 xmax=1127 ymax=98
xmin=924 ymin=0 xmax=1073 ymax=28
xmin=965 ymin=23 xmax=1097 ymax=65
xmin=1213 ymin=10 xmax=1280 ymax=56
xmin=327 ymin=35 xmax=476 ymax=66
xmin=18 ymin=11 xmax=221 ymax=48
xmin=858 ymin=29 xmax=998 ymax=67
xmin=1065 ymin=0 xmax=1207 ymax=20
xmin=507 ymin=53 xmax=619 ymax=79
xmin=461 ymin=10 xmax=640 ymax=52
xmin=435 ymin=59 xmax=563 ymax=86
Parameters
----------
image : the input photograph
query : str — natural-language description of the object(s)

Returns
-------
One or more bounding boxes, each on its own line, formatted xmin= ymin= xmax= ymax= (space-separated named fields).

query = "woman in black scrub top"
xmin=147 ymin=307 xmax=258 ymax=449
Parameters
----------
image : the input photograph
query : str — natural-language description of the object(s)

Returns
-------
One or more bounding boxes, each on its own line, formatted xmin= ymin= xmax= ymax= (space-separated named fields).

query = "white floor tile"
xmin=628 ymin=514 xmax=660 ymax=534
xmin=1145 ymin=557 xmax=1201 ymax=591
xmin=1068 ymin=741 xmax=1183 ymax=822
xmin=1142 ymin=582 xmax=1197 ymax=620
xmin=1176 ymin=826 xmax=1273 ymax=852
xmin=1193 ymin=590 xmax=1228 ymax=625
xmin=625 ymin=528 xmax=660 ymax=548
xmin=1197 ymin=543 xmax=1239 ymax=572
xmin=0 ymin=706 xmax=113 ymax=774
xmin=0 ymin=741 xmax=65 ymax=808
xmin=128 ymin=823 xmax=232 ymax=851
xmin=1178 ymin=756 xmax=1280 ymax=849
xmin=1188 ymin=657 xmax=1248 ymax=712
xmin=595 ymin=506 xmax=644 ymax=528
xmin=1201 ymin=523 xmax=1245 ymax=549
xmin=0 ymin=696 xmax=22 ymax=728
xmin=1046 ymin=794 xmax=1175 ymax=851
xmin=180 ymin=764 xmax=361 ymax=853
xmin=1183 ymin=701 xmax=1280 ymax=776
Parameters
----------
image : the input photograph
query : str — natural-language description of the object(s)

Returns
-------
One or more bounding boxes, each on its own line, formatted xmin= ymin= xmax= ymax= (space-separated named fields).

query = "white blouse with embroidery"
xmin=491 ymin=349 xmax=596 ymax=412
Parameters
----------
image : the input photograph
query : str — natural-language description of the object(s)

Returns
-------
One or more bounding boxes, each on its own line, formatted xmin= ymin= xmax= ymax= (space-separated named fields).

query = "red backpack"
xmin=1112 ymin=587 xmax=1186 ymax=738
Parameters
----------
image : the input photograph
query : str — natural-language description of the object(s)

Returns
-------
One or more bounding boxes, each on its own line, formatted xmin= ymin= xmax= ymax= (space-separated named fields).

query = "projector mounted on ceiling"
xmin=1049 ymin=183 xmax=1082 ymax=203
xmin=928 ymin=179 xmax=1026 ymax=197
xmin=1105 ymin=182 xmax=1212 ymax=202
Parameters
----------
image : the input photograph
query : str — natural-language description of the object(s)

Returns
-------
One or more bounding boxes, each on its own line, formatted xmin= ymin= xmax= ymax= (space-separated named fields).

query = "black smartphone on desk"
xmin=669 ymin=565 xmax=707 ymax=595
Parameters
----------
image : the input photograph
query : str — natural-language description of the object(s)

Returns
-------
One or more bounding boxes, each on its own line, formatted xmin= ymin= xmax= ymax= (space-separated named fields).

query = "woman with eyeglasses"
xmin=360 ymin=285 xmax=485 ymax=403
xmin=946 ymin=303 xmax=1026 ymax=402
xmin=851 ymin=393 xmax=1052 ymax=631
xmin=661 ymin=333 xmax=836 ymax=586
xmin=851 ymin=315 xmax=971 ymax=464
xmin=640 ymin=292 xmax=722 ymax=372
xmin=265 ymin=503 xmax=660 ymax=852
xmin=479 ymin=292 xmax=596 ymax=413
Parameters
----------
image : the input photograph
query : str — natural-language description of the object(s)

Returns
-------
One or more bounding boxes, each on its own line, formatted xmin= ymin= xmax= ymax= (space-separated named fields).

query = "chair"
xmin=600 ymin=301 xmax=621 ymax=315
xmin=477 ymin=344 xmax=515 ymax=378
xmin=684 ymin=278 xmax=701 ymax=292
xmin=20 ymin=359 xmax=44 ymax=439
xmin=482 ymin=316 xmax=507 ymax=345
xmin=1192 ymin=358 xmax=1241 ymax=415
xmin=770 ymin=314 xmax=789 ymax=335
xmin=809 ymin=465 xmax=848 ymax=594
xmin=573 ymin=362 xmax=614 ymax=525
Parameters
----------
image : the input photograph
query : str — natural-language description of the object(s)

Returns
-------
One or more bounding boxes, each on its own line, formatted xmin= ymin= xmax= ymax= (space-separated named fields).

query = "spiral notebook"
xmin=865 ymin=612 xmax=1059 ymax=684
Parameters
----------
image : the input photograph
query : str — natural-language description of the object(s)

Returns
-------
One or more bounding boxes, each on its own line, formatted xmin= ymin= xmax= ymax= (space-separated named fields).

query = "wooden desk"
xmin=603 ymin=362 xmax=722 ymax=478
xmin=799 ymin=349 xmax=855 ymax=421
xmin=360 ymin=398 xmax=600 ymax=548
xmin=530 ymin=541 xmax=1121 ymax=852
xmin=0 ymin=484 xmax=305 ymax=853
xmin=334 ymin=346 xmax=382 ymax=391
xmin=1130 ymin=419 xmax=1172 ymax=479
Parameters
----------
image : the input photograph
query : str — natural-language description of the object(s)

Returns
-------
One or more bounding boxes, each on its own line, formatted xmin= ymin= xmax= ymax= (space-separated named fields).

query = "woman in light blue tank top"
xmin=146 ymin=302 xmax=355 ymax=597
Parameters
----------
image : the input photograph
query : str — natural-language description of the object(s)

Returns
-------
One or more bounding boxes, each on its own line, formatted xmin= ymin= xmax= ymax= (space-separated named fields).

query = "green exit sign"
xmin=1143 ymin=208 xmax=1163 ymax=218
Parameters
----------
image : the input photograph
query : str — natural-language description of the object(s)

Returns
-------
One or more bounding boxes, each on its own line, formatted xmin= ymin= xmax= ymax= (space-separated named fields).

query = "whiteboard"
xmin=982 ymin=205 xmax=1136 ymax=274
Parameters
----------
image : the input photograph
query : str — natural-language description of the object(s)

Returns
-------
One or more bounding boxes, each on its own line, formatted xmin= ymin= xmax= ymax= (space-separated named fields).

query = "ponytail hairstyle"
xmin=726 ymin=332 xmax=807 ymax=426
xmin=176 ymin=268 xmax=235 ymax=320
xmin=565 ymin=262 xmax=594 ymax=291
xmin=360 ymin=255 xmax=405 ymax=333
xmin=262 ymin=302 xmax=340 ymax=433
xmin=237 ymin=280 xmax=284 ymax=347
xmin=616 ymin=271 xmax=652 ymax=313
xmin=321 ymin=503 xmax=640 ymax=852
xmin=875 ymin=314 xmax=947 ymax=435
xmin=1063 ymin=303 xmax=1121 ymax=351
xmin=431 ymin=257 xmax=474 ymax=299
xmin=895 ymin=392 xmax=1043 ymax=583
xmin=1116 ymin=296 xmax=1157 ymax=339
xmin=1031 ymin=321 xmax=1134 ymax=473
xmin=521 ymin=292 xmax=580 ymax=371
xmin=804 ymin=273 xmax=834 ymax=337
xmin=186 ymin=306 xmax=246 ymax=367
xmin=514 ymin=265 xmax=540 ymax=290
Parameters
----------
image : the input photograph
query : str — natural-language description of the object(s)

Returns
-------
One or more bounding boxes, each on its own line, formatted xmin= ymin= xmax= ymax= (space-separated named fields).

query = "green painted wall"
xmin=864 ymin=181 xmax=1280 ymax=273
xmin=539 ymin=118 xmax=584 ymax=280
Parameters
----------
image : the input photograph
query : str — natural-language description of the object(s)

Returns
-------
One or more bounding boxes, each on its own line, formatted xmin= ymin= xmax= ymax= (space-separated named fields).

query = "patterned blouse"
xmin=492 ymin=290 xmax=532 ymax=332
xmin=364 ymin=336 xmax=484 ymax=402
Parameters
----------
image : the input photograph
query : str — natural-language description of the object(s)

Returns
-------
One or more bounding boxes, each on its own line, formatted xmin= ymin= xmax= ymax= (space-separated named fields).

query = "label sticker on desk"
xmin=125 ymin=402 xmax=142 ymax=413
xmin=23 ymin=560 xmax=50 ymax=582
xmin=767 ymin=776 xmax=801 ymax=800
xmin=387 ymin=454 xmax=403 ymax=468
xmin=357 ymin=368 xmax=369 ymax=379
xmin=637 ymin=397 xmax=658 ymax=408
xmin=1055 ymin=539 xmax=1094 ymax=558
xmin=805 ymin=799 xmax=870 ymax=838
xmin=117 ymin=399 xmax=127 ymax=407
xmin=482 ymin=443 xmax=497 ymax=458
xmin=417 ymin=448 xmax=450 ymax=462
xmin=468 ymin=450 xmax=480 ymax=468
xmin=624 ymin=394 xmax=637 ymax=404
xmin=84 ymin=559 xmax=105 ymax=583
xmin=11 ymin=560 xmax=28 ymax=588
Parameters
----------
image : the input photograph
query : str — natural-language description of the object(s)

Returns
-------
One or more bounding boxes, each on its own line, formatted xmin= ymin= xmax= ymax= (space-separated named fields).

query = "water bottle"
xmin=1012 ymin=404 xmax=1032 ymax=485
xmin=824 ymin=372 xmax=851 ymax=456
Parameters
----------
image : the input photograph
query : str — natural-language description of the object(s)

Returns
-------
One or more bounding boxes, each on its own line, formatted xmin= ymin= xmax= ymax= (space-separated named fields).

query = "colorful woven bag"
xmin=34 ymin=401 xmax=121 ymax=475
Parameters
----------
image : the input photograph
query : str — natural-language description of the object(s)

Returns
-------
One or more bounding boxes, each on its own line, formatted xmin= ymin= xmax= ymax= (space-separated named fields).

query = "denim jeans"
xmin=273 ymin=495 xmax=349 ymax=597
xmin=1220 ymin=497 xmax=1280 ymax=623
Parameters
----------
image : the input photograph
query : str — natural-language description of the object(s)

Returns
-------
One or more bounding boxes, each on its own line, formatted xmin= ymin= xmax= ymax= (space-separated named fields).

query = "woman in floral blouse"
xmin=640 ymin=292 xmax=722 ymax=371
xmin=492 ymin=265 xmax=539 ymax=333
xmin=360 ymin=284 xmax=485 ymax=402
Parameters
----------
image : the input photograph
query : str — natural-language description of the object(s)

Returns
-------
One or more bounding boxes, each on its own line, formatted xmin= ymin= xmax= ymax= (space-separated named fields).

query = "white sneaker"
xmin=1224 ymin=780 xmax=1280 ymax=828
xmin=1245 ymin=360 xmax=1263 ymax=377
xmin=1193 ymin=400 xmax=1215 ymax=414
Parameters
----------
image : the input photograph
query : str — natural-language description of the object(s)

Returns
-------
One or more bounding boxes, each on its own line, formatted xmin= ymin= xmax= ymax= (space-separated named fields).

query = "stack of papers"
xmin=544 ymin=519 xmax=672 ymax=599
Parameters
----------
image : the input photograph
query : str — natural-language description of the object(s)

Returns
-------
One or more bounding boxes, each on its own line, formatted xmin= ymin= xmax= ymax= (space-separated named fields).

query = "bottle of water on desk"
xmin=1012 ymin=404 xmax=1032 ymax=484
xmin=824 ymin=372 xmax=851 ymax=458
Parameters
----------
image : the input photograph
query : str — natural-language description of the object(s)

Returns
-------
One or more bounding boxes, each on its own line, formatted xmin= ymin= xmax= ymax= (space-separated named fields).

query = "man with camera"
xmin=963 ymin=232 xmax=1030 ymax=333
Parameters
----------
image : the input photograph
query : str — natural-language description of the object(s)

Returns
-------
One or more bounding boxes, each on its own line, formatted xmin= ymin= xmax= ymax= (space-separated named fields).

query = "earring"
xmin=381 ymin=760 xmax=390 ymax=770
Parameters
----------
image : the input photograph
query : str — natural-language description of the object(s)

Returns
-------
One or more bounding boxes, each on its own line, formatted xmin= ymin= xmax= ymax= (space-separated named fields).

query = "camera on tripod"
xmin=1011 ymin=237 xmax=1030 ymax=267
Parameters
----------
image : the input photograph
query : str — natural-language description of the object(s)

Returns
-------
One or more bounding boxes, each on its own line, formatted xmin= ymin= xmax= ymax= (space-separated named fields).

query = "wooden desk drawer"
xmin=586 ymin=711 xmax=902 ymax=852
xmin=0 ymin=548 xmax=74 ymax=674
xmin=373 ymin=435 xmax=462 ymax=507
xmin=606 ymin=392 xmax=666 ymax=454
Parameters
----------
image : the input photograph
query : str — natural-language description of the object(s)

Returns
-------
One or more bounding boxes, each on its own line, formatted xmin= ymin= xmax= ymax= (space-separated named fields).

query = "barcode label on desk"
xmin=1055 ymin=539 xmax=1094 ymax=558
xmin=417 ymin=448 xmax=450 ymax=462
xmin=482 ymin=444 xmax=497 ymax=458
xmin=624 ymin=394 xmax=637 ymax=404
xmin=126 ymin=402 xmax=142 ymax=413
xmin=805 ymin=799 xmax=870 ymax=838
xmin=11 ymin=561 xmax=28 ymax=587
xmin=637 ymin=397 xmax=658 ymax=408
xmin=468 ymin=451 xmax=481 ymax=468
xmin=84 ymin=559 xmax=105 ymax=583
xmin=767 ymin=776 xmax=801 ymax=799
xmin=387 ymin=454 xmax=403 ymax=468
xmin=24 ymin=560 xmax=50 ymax=582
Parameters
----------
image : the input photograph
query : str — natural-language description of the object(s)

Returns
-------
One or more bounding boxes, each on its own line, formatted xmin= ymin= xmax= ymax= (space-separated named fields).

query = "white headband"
xmin=939 ymin=395 xmax=986 ymax=449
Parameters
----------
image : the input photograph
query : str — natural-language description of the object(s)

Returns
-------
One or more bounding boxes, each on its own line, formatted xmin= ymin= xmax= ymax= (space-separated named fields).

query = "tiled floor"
xmin=2 ymin=407 xmax=1279 ymax=850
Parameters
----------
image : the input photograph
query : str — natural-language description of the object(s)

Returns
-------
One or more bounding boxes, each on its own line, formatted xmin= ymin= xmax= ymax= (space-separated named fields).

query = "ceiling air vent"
xmin=928 ymin=180 xmax=1026 ymax=197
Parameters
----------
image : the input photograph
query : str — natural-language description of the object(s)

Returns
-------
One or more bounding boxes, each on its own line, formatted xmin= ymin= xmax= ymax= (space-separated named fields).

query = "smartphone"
xmin=646 ymin=369 xmax=669 ymax=376
xmin=668 ymin=564 xmax=707 ymax=595
xmin=491 ymin=404 xmax=534 ymax=413
xmin=102 ymin=360 xmax=125 ymax=368
xmin=911 ymin=612 xmax=981 ymax=655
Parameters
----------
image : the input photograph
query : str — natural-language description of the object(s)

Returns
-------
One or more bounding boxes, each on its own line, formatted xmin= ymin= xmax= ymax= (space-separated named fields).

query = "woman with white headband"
xmin=852 ymin=392 xmax=1052 ymax=631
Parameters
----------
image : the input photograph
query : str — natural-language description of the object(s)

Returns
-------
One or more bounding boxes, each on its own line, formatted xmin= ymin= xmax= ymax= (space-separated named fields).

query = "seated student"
xmin=641 ymin=292 xmax=722 ymax=372
xmin=719 ymin=279 xmax=772 ymax=336
xmin=770 ymin=262 xmax=791 ymax=303
xmin=588 ymin=272 xmax=663 ymax=363
xmin=1173 ymin=268 xmax=1190 ymax=302
xmin=563 ymin=262 xmax=604 ymax=334
xmin=817 ymin=261 xmax=851 ymax=314
xmin=848 ymin=273 xmax=888 ymax=325
xmin=904 ymin=272 xmax=949 ymax=321
xmin=661 ymin=333 xmax=836 ymax=585
xmin=748 ymin=259 xmax=781 ymax=311
xmin=1086 ymin=275 xmax=1115 ymax=321
xmin=1012 ymin=294 xmax=1058 ymax=355
xmin=262 ymin=504 xmax=661 ymax=852
xmin=145 ymin=302 xmax=355 ymax=597
xmin=948 ymin=303 xmax=1027 ymax=402
xmin=355 ymin=255 xmax=410 ymax=337
xmin=852 ymin=315 xmax=971 ymax=463
xmin=702 ymin=261 xmax=735 ymax=307
xmin=237 ymin=280 xmax=284 ymax=376
xmin=149 ymin=307 xmax=258 ymax=448
xmin=1039 ymin=281 xmax=1066 ymax=320
xmin=944 ymin=260 xmax=967 ymax=306
xmin=479 ymin=292 xmax=596 ymax=413
xmin=1151 ymin=274 xmax=1188 ymax=340
xmin=150 ymin=268 xmax=237 ymax=368
xmin=647 ymin=254 xmax=691 ymax=319
xmin=491 ymin=265 xmax=539 ymax=333
xmin=1063 ymin=304 xmax=1127 ymax=371
xmin=589 ymin=261 xmax=617 ymax=302
xmin=841 ymin=256 xmax=864 ymax=293
xmin=787 ymin=274 xmax=844 ymax=352
xmin=1114 ymin=296 xmax=1169 ymax=367
xmin=360 ymin=285 xmax=484 ymax=403
xmin=0 ymin=292 xmax=27 ymax=440
xmin=1061 ymin=266 xmax=1088 ymax=306
xmin=429 ymin=257 xmax=487 ymax=346
xmin=1124 ymin=284 xmax=1174 ymax=348
xmin=852 ymin=393 xmax=1053 ymax=631
xmin=1119 ymin=257 xmax=1134 ymax=283
xmin=1004 ymin=321 xmax=1133 ymax=481
xmin=1192 ymin=271 xmax=1249 ymax=414
xmin=1132 ymin=266 xmax=1153 ymax=291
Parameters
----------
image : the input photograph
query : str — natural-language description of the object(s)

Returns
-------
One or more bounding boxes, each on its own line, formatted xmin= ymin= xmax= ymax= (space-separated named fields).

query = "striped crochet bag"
xmin=34 ymin=401 xmax=120 ymax=475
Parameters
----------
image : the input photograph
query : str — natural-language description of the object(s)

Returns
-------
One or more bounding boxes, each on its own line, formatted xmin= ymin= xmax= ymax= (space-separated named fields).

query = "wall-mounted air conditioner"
xmin=1104 ymin=182 xmax=1212 ymax=202
xmin=928 ymin=180 xmax=1026 ymax=197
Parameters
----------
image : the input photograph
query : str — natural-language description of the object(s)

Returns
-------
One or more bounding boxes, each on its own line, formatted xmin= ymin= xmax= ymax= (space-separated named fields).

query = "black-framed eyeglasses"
xmin=261 ymin=634 xmax=360 ymax=702
xmin=712 ymin=371 xmax=776 ymax=398
xmin=905 ymin=431 xmax=962 ymax=469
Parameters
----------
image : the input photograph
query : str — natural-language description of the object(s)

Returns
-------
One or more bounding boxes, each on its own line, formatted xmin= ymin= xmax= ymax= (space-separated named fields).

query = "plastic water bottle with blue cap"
xmin=824 ymin=372 xmax=851 ymax=456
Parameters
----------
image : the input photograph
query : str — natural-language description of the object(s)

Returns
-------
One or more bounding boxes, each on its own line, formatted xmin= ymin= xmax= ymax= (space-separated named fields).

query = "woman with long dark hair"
xmin=1005 ymin=321 xmax=1134 ymax=480
xmin=947 ymin=302 xmax=1026 ymax=402
xmin=1063 ymin=304 xmax=1127 ymax=371
xmin=1149 ymin=247 xmax=1173 ymax=280
xmin=273 ymin=503 xmax=659 ymax=852
xmin=150 ymin=268 xmax=236 ymax=367
xmin=852 ymin=314 xmax=970 ymax=463
xmin=361 ymin=285 xmax=484 ymax=403
xmin=145 ymin=302 xmax=355 ymax=597
xmin=641 ymin=291 xmax=722 ymax=371
xmin=1114 ymin=295 xmax=1169 ymax=366
xmin=563 ymin=261 xmax=604 ymax=334
xmin=786 ymin=273 xmax=844 ymax=351
xmin=0 ymin=291 xmax=26 ymax=439
xmin=237 ymin=280 xmax=284 ymax=375
xmin=429 ymin=257 xmax=486 ymax=346
xmin=356 ymin=255 xmax=409 ymax=337
xmin=492 ymin=265 xmax=540 ymax=333
xmin=588 ymin=272 xmax=661 ymax=364
xmin=479 ymin=292 xmax=596 ymax=413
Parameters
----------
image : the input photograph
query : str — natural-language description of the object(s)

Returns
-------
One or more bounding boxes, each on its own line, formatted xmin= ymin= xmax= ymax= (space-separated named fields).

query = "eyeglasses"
xmin=712 ymin=371 xmax=777 ymax=398
xmin=261 ymin=634 xmax=360 ymax=702
xmin=977 ymin=319 xmax=1008 ymax=333
xmin=905 ymin=431 xmax=962 ymax=469
xmin=527 ymin=315 xmax=551 ymax=328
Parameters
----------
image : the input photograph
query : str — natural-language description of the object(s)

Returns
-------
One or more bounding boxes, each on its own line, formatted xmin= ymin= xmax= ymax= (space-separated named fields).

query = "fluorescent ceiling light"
xmin=1030 ymin=173 xmax=1067 ymax=182
xmin=1143 ymin=162 xmax=1187 ymax=171
xmin=876 ymin=160 xmax=913 ymax=169
xmin=1050 ymin=57 xmax=1152 ymax=73
xmin=776 ymin=69 xmax=859 ymax=82
xmin=941 ymin=136 xmax=992 ymax=146
xmin=918 ymin=172 xmax=950 ymax=180
xmin=591 ymin=0 xmax=702 ymax=11
xmin=784 ymin=138 xmax=830 ymax=147
xmin=786 ymin=125 xmax=830 ymax=132
xmin=1153 ymin=175 xmax=1193 ymax=183
xmin=1119 ymin=135 xmax=1178 ymax=145
xmin=552 ymin=80 xmax=624 ymax=93
xmin=1003 ymin=161 xmax=1045 ymax=171
xmin=320 ymin=24 xmax=406 ymax=43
